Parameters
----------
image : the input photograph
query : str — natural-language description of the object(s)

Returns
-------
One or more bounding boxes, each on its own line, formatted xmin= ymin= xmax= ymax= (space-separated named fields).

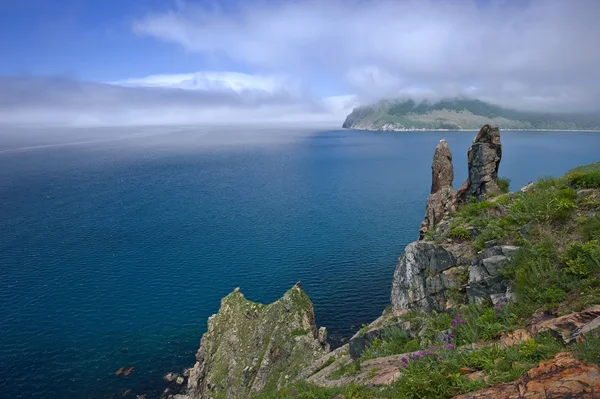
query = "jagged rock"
xmin=318 ymin=327 xmax=327 ymax=344
xmin=391 ymin=242 xmax=458 ymax=312
xmin=348 ymin=313 xmax=409 ymax=359
xmin=183 ymin=284 xmax=328 ymax=399
xmin=453 ymin=352 xmax=600 ymax=399
xmin=420 ymin=140 xmax=457 ymax=239
xmin=431 ymin=140 xmax=454 ymax=193
xmin=163 ymin=373 xmax=179 ymax=382
xmin=530 ymin=305 xmax=600 ymax=344
xmin=467 ymin=246 xmax=519 ymax=304
xmin=456 ymin=125 xmax=502 ymax=202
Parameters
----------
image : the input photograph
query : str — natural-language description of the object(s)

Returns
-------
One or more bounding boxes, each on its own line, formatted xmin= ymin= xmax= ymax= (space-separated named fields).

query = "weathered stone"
xmin=391 ymin=242 xmax=458 ymax=312
xmin=530 ymin=305 xmax=600 ymax=344
xmin=164 ymin=372 xmax=179 ymax=382
xmin=318 ymin=327 xmax=328 ymax=344
xmin=453 ymin=352 xmax=600 ymax=399
xmin=420 ymin=140 xmax=457 ymax=239
xmin=348 ymin=314 xmax=409 ymax=359
xmin=456 ymin=125 xmax=502 ymax=202
xmin=183 ymin=284 xmax=328 ymax=399
xmin=431 ymin=139 xmax=454 ymax=194
xmin=481 ymin=255 xmax=509 ymax=276
xmin=467 ymin=246 xmax=518 ymax=304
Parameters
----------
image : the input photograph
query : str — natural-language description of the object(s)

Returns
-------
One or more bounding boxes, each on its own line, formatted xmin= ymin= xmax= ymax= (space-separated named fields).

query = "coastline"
xmin=343 ymin=127 xmax=600 ymax=132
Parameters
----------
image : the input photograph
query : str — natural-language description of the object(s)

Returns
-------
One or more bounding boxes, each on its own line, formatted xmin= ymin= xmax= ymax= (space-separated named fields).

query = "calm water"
xmin=1 ymin=127 xmax=599 ymax=398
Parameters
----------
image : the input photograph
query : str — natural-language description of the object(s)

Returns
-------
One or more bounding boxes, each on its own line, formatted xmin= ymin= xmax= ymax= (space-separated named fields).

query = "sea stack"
xmin=419 ymin=139 xmax=456 ymax=239
xmin=456 ymin=124 xmax=502 ymax=202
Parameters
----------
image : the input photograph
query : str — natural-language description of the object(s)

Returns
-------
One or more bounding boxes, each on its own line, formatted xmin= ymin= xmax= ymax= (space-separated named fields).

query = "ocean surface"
xmin=1 ymin=126 xmax=599 ymax=398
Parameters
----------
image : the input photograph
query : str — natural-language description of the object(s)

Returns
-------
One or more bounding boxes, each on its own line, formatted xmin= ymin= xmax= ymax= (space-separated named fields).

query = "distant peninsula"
xmin=342 ymin=98 xmax=600 ymax=131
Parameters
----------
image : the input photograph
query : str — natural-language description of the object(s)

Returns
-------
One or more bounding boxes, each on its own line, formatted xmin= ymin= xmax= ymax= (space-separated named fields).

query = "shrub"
xmin=563 ymin=241 xmax=600 ymax=276
xmin=449 ymin=226 xmax=470 ymax=241
xmin=567 ymin=171 xmax=600 ymax=189
xmin=498 ymin=177 xmax=511 ymax=193
xmin=582 ymin=215 xmax=600 ymax=241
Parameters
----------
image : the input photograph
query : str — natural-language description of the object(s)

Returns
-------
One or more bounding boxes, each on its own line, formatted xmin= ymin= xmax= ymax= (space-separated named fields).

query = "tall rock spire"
xmin=419 ymin=139 xmax=456 ymax=239
xmin=456 ymin=124 xmax=502 ymax=202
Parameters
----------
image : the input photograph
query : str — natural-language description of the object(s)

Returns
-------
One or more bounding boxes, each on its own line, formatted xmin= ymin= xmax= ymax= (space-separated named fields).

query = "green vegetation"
xmin=360 ymin=327 xmax=421 ymax=360
xmin=255 ymin=162 xmax=600 ymax=399
xmin=255 ymin=333 xmax=568 ymax=399
xmin=498 ymin=177 xmax=511 ymax=193
xmin=449 ymin=226 xmax=470 ymax=241
xmin=326 ymin=360 xmax=361 ymax=379
xmin=343 ymin=98 xmax=600 ymax=131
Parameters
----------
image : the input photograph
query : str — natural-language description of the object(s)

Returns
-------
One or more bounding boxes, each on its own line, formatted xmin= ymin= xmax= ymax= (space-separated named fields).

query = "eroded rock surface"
xmin=181 ymin=284 xmax=329 ymax=399
xmin=420 ymin=140 xmax=457 ymax=239
xmin=391 ymin=241 xmax=459 ymax=312
xmin=457 ymin=125 xmax=502 ymax=202
xmin=453 ymin=352 xmax=600 ymax=399
xmin=530 ymin=305 xmax=600 ymax=344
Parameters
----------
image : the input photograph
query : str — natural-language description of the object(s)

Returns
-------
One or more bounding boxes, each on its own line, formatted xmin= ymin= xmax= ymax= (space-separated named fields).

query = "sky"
xmin=1 ymin=0 xmax=600 ymax=127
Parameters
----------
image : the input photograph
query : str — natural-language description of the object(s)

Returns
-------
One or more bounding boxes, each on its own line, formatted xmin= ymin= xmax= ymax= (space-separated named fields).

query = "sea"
xmin=1 ymin=126 xmax=599 ymax=398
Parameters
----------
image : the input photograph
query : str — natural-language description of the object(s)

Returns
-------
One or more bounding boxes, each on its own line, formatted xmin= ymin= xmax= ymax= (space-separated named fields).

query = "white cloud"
xmin=112 ymin=71 xmax=302 ymax=95
xmin=0 ymin=75 xmax=355 ymax=127
xmin=134 ymin=0 xmax=600 ymax=112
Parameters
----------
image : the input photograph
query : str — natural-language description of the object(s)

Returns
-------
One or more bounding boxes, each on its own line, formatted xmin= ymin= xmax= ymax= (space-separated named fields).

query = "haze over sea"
xmin=1 ymin=127 xmax=599 ymax=398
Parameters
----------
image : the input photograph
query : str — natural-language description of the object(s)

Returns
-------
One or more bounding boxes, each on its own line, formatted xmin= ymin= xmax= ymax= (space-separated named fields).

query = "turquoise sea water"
xmin=1 ymin=127 xmax=599 ymax=398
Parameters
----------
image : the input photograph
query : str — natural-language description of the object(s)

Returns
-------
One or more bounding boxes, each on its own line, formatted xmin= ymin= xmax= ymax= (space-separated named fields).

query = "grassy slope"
xmin=255 ymin=162 xmax=600 ymax=399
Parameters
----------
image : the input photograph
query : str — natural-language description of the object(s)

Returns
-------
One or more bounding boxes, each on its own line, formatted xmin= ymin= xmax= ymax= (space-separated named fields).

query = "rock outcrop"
xmin=392 ymin=126 xmax=513 ymax=313
xmin=456 ymin=125 xmax=502 ymax=202
xmin=420 ymin=140 xmax=457 ymax=239
xmin=391 ymin=241 xmax=459 ymax=312
xmin=530 ymin=305 xmax=600 ymax=344
xmin=453 ymin=352 xmax=600 ymax=399
xmin=180 ymin=284 xmax=329 ymax=399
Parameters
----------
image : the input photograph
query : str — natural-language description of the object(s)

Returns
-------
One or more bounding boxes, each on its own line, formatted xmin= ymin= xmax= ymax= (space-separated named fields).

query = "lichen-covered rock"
xmin=467 ymin=245 xmax=519 ymax=305
xmin=183 ymin=284 xmax=328 ymax=399
xmin=348 ymin=313 xmax=409 ymax=359
xmin=420 ymin=140 xmax=457 ymax=239
xmin=456 ymin=125 xmax=502 ymax=202
xmin=391 ymin=241 xmax=458 ymax=312
xmin=453 ymin=352 xmax=600 ymax=399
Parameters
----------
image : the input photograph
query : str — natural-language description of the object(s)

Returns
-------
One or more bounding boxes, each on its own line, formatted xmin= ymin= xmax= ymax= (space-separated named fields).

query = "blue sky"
xmin=1 ymin=0 xmax=599 ymax=126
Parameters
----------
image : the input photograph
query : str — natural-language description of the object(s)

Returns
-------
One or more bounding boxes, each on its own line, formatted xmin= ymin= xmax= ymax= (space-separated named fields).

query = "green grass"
xmin=449 ymin=226 xmax=470 ymax=241
xmin=308 ymin=356 xmax=336 ymax=377
xmin=326 ymin=360 xmax=361 ymax=379
xmin=498 ymin=177 xmax=511 ymax=193
xmin=257 ymin=163 xmax=600 ymax=399
xmin=360 ymin=326 xmax=421 ymax=360
xmin=255 ymin=333 xmax=564 ymax=399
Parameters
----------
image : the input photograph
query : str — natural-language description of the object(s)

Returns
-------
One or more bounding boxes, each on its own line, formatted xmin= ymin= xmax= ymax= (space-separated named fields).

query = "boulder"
xmin=453 ymin=352 xmax=600 ymax=399
xmin=456 ymin=125 xmax=502 ymax=202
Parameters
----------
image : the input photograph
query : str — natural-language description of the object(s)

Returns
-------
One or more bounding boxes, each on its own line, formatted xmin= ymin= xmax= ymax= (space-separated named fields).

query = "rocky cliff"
xmin=174 ymin=284 xmax=328 ymax=399
xmin=168 ymin=126 xmax=600 ymax=399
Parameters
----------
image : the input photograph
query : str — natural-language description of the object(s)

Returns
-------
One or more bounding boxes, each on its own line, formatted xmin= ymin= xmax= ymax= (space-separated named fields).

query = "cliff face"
xmin=180 ymin=284 xmax=328 ymax=399
xmin=394 ymin=125 xmax=507 ymax=313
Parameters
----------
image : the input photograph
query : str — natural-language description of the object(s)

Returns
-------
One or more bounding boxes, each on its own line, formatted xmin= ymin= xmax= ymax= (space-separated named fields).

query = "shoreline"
xmin=343 ymin=127 xmax=600 ymax=132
